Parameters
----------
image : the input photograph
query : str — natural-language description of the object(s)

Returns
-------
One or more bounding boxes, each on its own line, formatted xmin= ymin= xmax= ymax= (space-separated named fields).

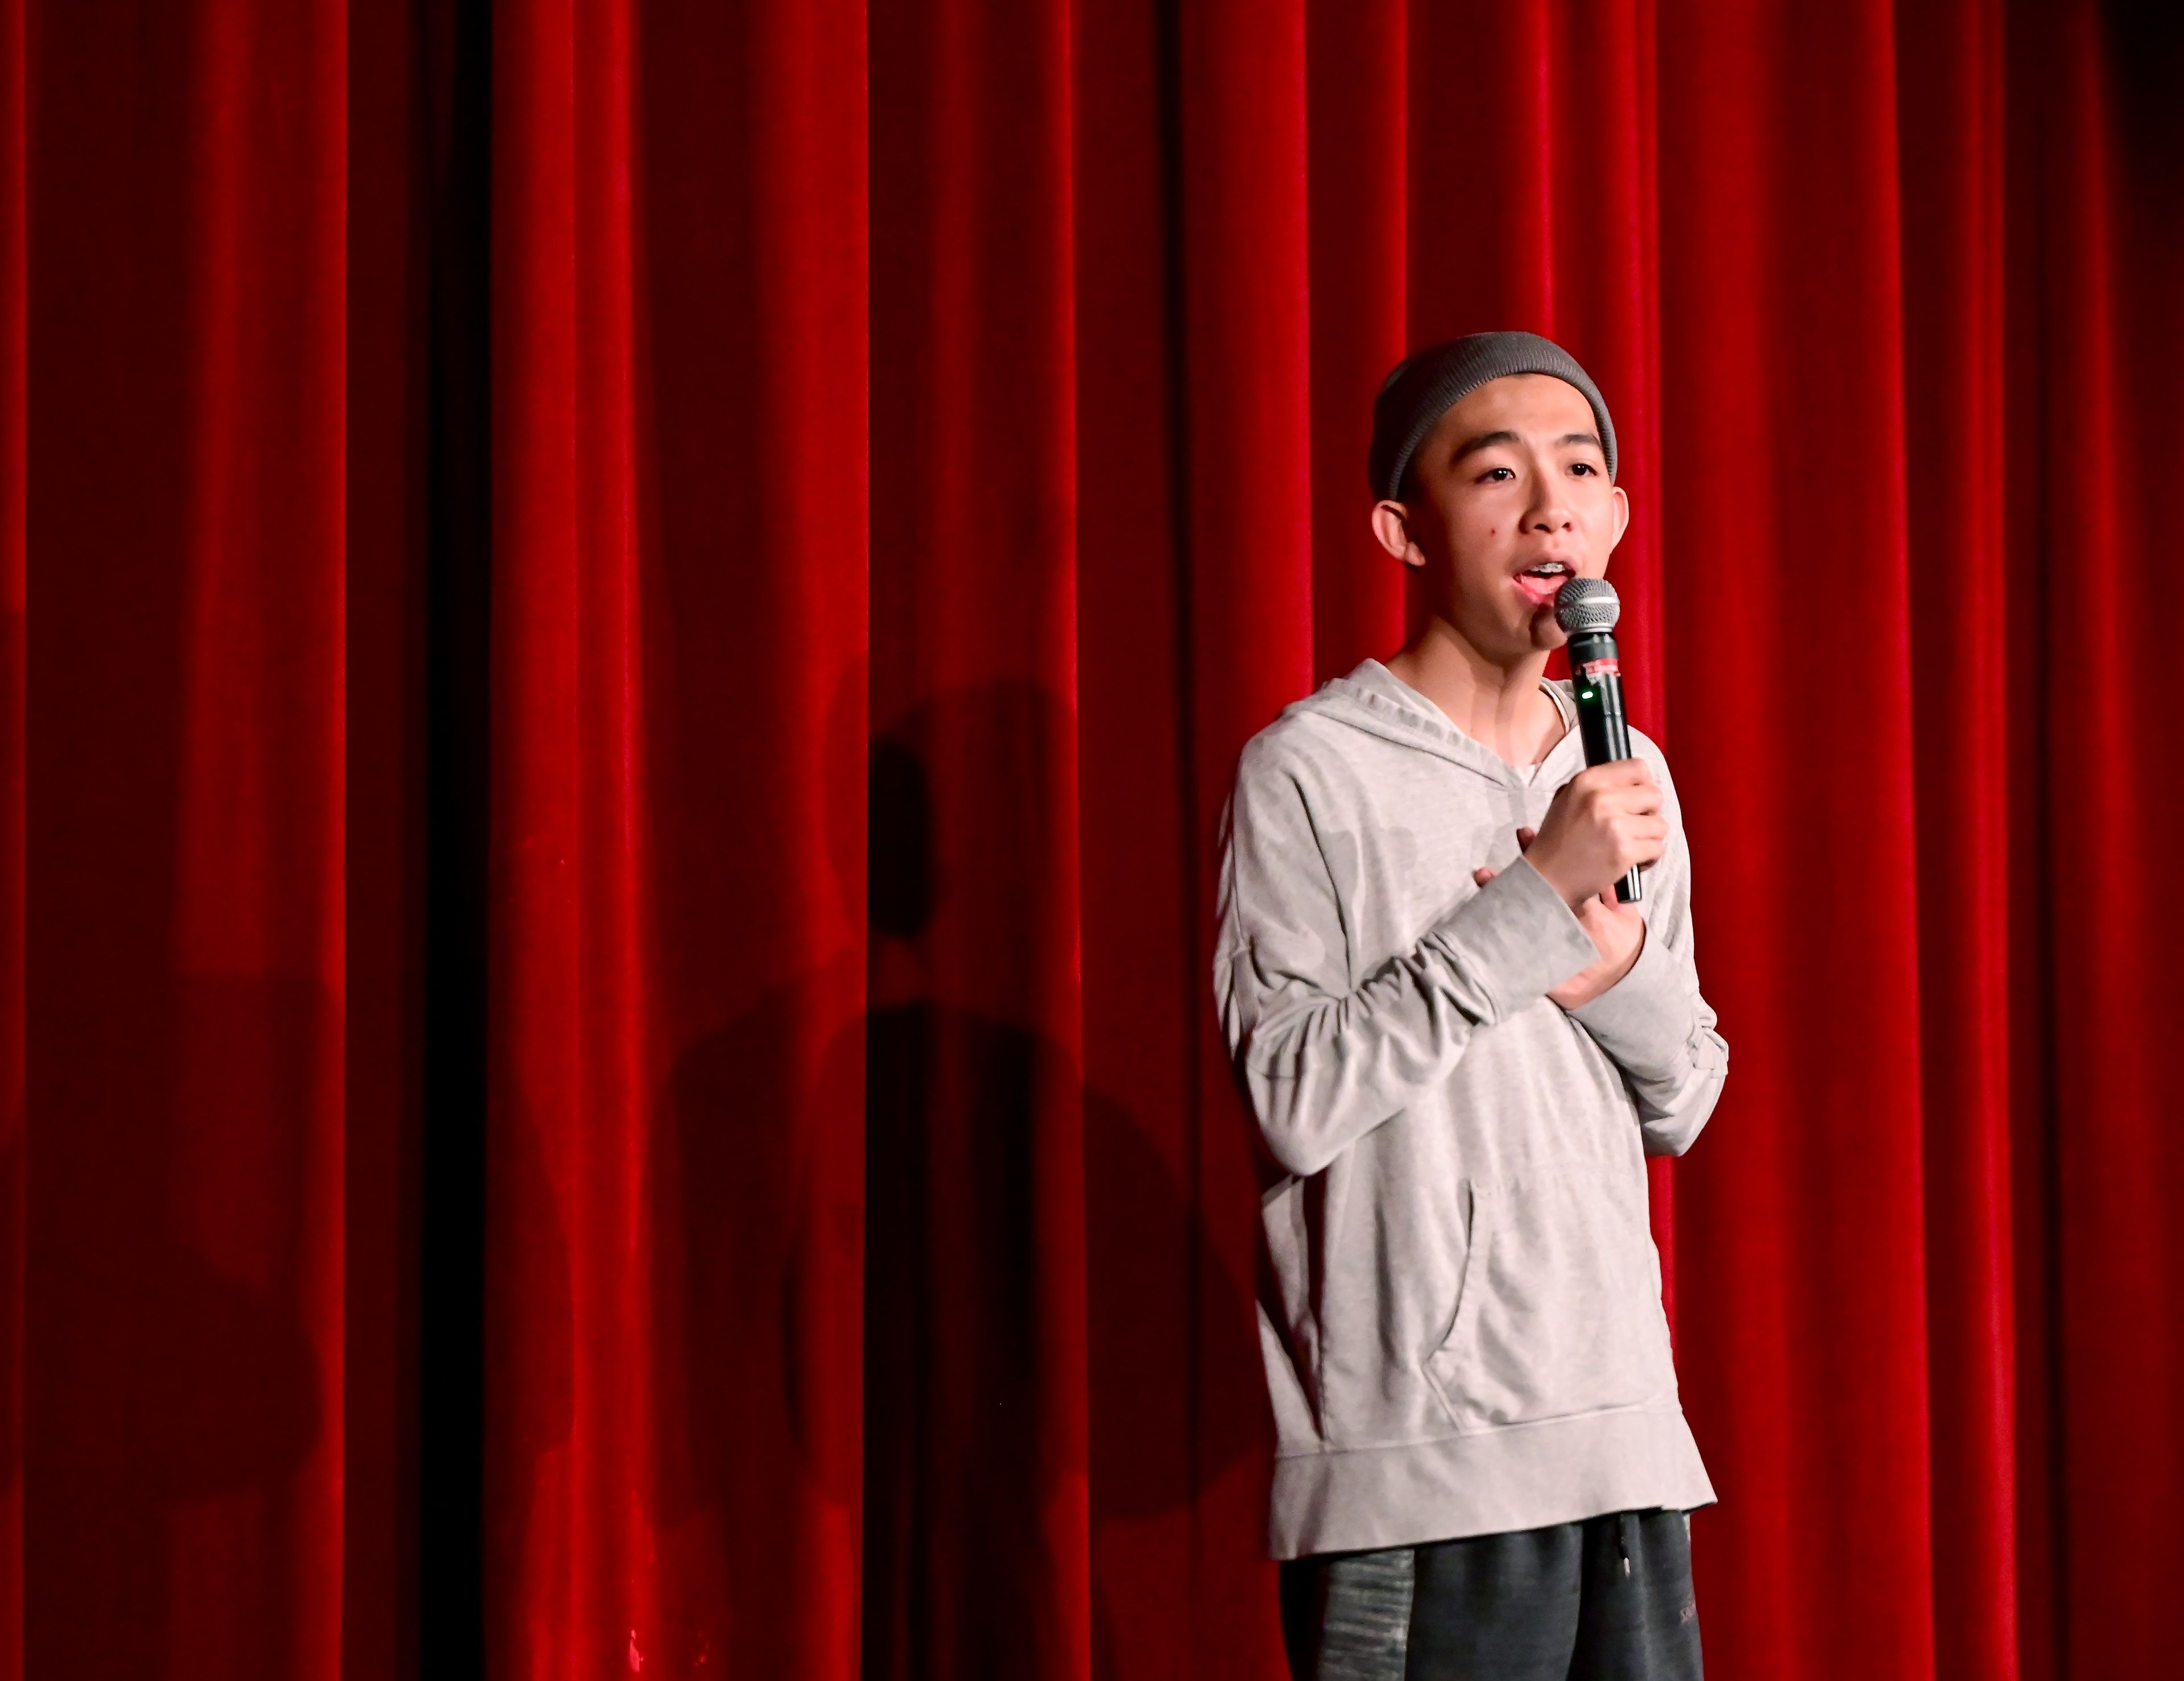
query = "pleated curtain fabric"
xmin=11 ymin=0 xmax=2184 ymax=1677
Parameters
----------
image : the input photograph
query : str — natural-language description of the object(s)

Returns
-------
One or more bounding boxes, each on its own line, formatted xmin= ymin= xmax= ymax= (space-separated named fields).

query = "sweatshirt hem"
xmin=1267 ymin=1406 xmax=1716 ymax=1560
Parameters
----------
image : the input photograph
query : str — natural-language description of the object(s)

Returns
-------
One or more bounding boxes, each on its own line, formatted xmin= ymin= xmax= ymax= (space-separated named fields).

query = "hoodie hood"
xmin=1292 ymin=659 xmax=1581 ymax=787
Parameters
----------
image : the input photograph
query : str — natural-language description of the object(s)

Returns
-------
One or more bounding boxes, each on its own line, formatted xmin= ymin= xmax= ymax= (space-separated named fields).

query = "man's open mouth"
xmin=1512 ymin=560 xmax=1573 ymax=608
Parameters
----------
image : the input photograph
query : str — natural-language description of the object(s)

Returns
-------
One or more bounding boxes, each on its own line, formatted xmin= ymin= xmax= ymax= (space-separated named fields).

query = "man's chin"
xmin=1433 ymin=605 xmax=1562 ymax=666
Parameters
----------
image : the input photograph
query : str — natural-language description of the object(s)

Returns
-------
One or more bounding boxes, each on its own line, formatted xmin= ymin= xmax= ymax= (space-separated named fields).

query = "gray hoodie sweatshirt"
xmin=1214 ymin=659 xmax=1726 ymax=1559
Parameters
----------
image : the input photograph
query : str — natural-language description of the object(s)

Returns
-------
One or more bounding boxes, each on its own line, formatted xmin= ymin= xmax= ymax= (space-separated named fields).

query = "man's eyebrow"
xmin=1449 ymin=429 xmax=1520 ymax=462
xmin=1448 ymin=428 xmax=1603 ymax=463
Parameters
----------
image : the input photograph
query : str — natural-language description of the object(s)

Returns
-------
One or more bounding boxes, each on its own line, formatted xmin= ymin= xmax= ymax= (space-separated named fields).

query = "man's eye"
xmin=1571 ymin=462 xmax=1596 ymax=476
xmin=1481 ymin=466 xmax=1516 ymax=482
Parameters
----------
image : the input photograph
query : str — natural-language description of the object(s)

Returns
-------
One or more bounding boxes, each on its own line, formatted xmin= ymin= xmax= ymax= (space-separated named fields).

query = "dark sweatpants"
xmin=1278 ymin=1509 xmax=1701 ymax=1680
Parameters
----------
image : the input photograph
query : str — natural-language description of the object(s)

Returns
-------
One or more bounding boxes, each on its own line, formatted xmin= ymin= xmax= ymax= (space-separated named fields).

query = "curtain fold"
xmin=24 ymin=2 xmax=351 ymax=1676
xmin=1654 ymin=0 xmax=1937 ymax=1667
xmin=0 ymin=0 xmax=20 ymax=1672
xmin=863 ymin=0 xmax=1089 ymax=1672
xmin=10 ymin=1 xmax=2183 ymax=1677
xmin=1896 ymin=3 xmax=2016 ymax=1675
xmin=2035 ymin=9 xmax=2184 ymax=1676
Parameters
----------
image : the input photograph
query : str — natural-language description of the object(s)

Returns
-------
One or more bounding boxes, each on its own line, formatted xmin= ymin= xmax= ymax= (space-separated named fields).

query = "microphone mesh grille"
xmin=1554 ymin=577 xmax=1620 ymax=634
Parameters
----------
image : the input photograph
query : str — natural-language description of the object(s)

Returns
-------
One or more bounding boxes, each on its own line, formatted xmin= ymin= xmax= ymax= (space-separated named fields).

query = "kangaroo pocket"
xmin=1424 ymin=1165 xmax=1671 ymax=1431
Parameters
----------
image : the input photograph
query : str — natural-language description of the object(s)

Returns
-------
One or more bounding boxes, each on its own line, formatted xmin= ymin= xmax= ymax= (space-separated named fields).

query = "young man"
xmin=1214 ymin=332 xmax=1727 ymax=1679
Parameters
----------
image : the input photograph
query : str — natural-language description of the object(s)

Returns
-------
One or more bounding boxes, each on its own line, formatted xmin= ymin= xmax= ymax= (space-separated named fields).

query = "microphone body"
xmin=1555 ymin=580 xmax=1643 ymax=905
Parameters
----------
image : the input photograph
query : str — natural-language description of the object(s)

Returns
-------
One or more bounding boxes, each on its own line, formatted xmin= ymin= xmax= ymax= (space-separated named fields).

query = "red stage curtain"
xmin=11 ymin=1 xmax=2183 ymax=1678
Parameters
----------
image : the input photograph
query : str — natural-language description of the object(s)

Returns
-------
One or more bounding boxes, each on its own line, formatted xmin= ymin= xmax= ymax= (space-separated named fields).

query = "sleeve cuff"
xmin=1568 ymin=916 xmax=1690 ymax=1075
xmin=1426 ymin=856 xmax=1598 ymax=1021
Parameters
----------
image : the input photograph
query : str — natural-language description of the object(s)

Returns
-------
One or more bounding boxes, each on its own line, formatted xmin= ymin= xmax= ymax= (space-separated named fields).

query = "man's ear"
xmin=1607 ymin=485 xmax=1631 ymax=552
xmin=1371 ymin=499 xmax=1426 ymax=567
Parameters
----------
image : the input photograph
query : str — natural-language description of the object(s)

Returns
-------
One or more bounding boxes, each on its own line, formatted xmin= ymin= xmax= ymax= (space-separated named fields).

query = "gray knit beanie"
xmin=1369 ymin=330 xmax=1617 ymax=500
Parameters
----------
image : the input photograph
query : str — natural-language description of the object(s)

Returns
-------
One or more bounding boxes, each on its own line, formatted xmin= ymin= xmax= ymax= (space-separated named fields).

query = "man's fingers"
xmin=1609 ymin=820 xmax=1668 ymax=873
xmin=1577 ymin=758 xmax=1657 ymax=789
xmin=1573 ymin=764 xmax=1661 ymax=814
xmin=1567 ymin=766 xmax=1660 ymax=813
xmin=1472 ymin=866 xmax=1498 ymax=887
xmin=1599 ymin=796 xmax=1662 ymax=824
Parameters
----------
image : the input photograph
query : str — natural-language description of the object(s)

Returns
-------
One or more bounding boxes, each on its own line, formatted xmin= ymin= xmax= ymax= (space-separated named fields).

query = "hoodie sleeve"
xmin=1565 ymin=742 xmax=1729 ymax=1156
xmin=1214 ymin=740 xmax=1599 ymax=1179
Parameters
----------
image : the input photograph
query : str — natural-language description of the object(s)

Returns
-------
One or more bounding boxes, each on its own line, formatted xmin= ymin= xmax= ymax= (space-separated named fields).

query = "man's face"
xmin=1374 ymin=374 xmax=1629 ymax=662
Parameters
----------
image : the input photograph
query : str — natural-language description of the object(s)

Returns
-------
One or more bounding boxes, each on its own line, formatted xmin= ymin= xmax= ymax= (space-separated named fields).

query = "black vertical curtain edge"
xmin=1149 ymin=0 xmax=1214 ymax=1509
xmin=417 ymin=0 xmax=491 ymax=1671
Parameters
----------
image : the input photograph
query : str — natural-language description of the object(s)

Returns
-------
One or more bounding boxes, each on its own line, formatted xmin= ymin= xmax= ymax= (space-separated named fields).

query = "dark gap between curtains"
xmin=416 ymin=0 xmax=493 ymax=1672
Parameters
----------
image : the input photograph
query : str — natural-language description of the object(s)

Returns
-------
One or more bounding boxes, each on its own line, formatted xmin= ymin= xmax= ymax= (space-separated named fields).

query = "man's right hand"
xmin=1523 ymin=760 xmax=1667 ymax=909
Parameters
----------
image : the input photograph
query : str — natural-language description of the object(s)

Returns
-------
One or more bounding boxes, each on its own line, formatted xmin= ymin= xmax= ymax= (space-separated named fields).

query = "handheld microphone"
xmin=1554 ymin=577 xmax=1642 ymax=905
